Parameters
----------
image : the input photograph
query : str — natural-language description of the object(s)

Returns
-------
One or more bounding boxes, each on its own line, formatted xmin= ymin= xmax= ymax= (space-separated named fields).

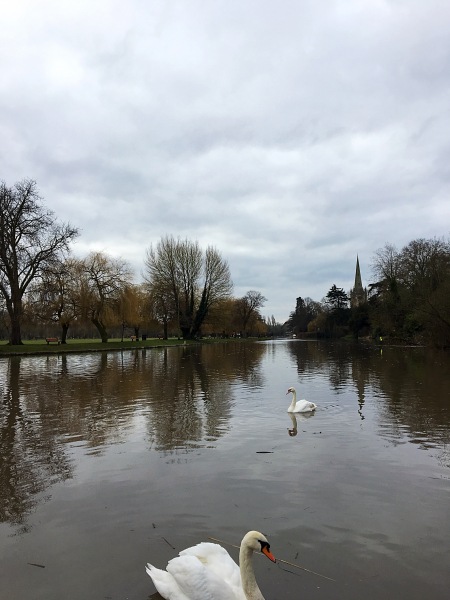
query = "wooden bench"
xmin=45 ymin=337 xmax=60 ymax=344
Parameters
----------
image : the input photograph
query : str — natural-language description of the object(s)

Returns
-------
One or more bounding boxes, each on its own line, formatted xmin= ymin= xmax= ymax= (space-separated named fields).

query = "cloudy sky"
xmin=2 ymin=1 xmax=449 ymax=322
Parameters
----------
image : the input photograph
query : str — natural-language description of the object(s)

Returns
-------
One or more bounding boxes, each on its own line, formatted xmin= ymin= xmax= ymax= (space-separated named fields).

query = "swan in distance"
xmin=286 ymin=386 xmax=317 ymax=413
xmin=146 ymin=530 xmax=276 ymax=600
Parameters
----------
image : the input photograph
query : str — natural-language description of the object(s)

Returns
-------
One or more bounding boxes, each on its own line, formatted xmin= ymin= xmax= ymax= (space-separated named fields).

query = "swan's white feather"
xmin=286 ymin=387 xmax=317 ymax=413
xmin=180 ymin=542 xmax=242 ymax=588
xmin=290 ymin=399 xmax=317 ymax=413
xmin=146 ymin=531 xmax=273 ymax=600
xmin=146 ymin=562 xmax=190 ymax=600
xmin=146 ymin=544 xmax=245 ymax=600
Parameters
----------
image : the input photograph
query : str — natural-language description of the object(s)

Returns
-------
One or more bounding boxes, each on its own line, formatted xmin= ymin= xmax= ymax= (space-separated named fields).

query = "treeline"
xmin=0 ymin=180 xmax=271 ymax=344
xmin=286 ymin=237 xmax=450 ymax=349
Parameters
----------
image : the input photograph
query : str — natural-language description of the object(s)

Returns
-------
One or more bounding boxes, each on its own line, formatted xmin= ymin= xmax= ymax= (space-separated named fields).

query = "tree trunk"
xmin=179 ymin=313 xmax=193 ymax=339
xmin=191 ymin=290 xmax=209 ymax=338
xmin=91 ymin=318 xmax=109 ymax=343
xmin=7 ymin=292 xmax=23 ymax=345
xmin=180 ymin=326 xmax=191 ymax=339
xmin=9 ymin=317 xmax=23 ymax=345
xmin=61 ymin=322 xmax=69 ymax=344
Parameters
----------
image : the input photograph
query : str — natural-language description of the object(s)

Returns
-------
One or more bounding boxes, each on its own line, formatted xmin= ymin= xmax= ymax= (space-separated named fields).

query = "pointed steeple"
xmin=354 ymin=255 xmax=363 ymax=292
xmin=351 ymin=255 xmax=366 ymax=307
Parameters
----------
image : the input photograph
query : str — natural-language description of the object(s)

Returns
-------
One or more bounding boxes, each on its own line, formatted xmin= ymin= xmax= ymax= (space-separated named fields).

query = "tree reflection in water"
xmin=286 ymin=340 xmax=450 ymax=465
xmin=0 ymin=342 xmax=267 ymax=529
xmin=0 ymin=340 xmax=448 ymax=600
xmin=0 ymin=357 xmax=73 ymax=530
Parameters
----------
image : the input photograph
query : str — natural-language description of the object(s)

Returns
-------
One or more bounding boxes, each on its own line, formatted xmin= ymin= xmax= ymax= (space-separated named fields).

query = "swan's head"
xmin=286 ymin=387 xmax=296 ymax=395
xmin=242 ymin=531 xmax=276 ymax=562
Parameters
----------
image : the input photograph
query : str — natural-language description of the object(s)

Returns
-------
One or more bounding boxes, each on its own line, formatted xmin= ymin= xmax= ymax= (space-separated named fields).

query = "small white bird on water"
xmin=286 ymin=386 xmax=317 ymax=413
xmin=146 ymin=530 xmax=276 ymax=600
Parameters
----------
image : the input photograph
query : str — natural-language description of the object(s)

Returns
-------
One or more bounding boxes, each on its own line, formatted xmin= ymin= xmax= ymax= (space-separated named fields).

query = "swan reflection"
xmin=287 ymin=411 xmax=315 ymax=436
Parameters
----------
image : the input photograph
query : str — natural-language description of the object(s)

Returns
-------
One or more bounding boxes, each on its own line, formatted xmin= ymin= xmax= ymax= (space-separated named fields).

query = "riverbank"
xmin=0 ymin=337 xmax=203 ymax=356
xmin=0 ymin=336 xmax=272 ymax=357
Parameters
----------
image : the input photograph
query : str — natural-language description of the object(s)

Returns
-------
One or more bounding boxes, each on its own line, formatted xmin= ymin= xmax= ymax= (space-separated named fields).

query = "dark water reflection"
xmin=0 ymin=341 xmax=449 ymax=599
xmin=0 ymin=343 xmax=266 ymax=527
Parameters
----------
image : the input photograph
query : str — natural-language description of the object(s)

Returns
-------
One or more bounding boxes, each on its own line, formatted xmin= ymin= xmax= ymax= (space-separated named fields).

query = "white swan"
xmin=146 ymin=530 xmax=276 ymax=600
xmin=286 ymin=386 xmax=317 ymax=413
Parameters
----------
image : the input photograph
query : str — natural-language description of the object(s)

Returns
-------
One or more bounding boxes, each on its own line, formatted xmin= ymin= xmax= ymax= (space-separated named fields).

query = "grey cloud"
xmin=1 ymin=0 xmax=449 ymax=321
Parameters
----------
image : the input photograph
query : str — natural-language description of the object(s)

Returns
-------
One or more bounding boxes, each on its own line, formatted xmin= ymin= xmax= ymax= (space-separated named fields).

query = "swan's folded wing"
xmin=295 ymin=399 xmax=316 ymax=412
xmin=179 ymin=542 xmax=242 ymax=589
xmin=146 ymin=563 xmax=190 ymax=600
xmin=166 ymin=554 xmax=242 ymax=600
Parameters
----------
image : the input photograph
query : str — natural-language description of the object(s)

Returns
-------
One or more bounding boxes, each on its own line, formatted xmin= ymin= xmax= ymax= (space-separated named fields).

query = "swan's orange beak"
xmin=262 ymin=546 xmax=276 ymax=563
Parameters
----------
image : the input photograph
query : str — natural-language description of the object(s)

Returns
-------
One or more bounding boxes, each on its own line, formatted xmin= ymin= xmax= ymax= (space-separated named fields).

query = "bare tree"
xmin=0 ymin=179 xmax=79 ymax=344
xmin=399 ymin=238 xmax=449 ymax=292
xmin=370 ymin=237 xmax=450 ymax=345
xmin=29 ymin=257 xmax=81 ymax=343
xmin=234 ymin=290 xmax=267 ymax=334
xmin=144 ymin=236 xmax=233 ymax=339
xmin=146 ymin=280 xmax=178 ymax=339
xmin=116 ymin=283 xmax=147 ymax=340
xmin=79 ymin=252 xmax=133 ymax=342
xmin=371 ymin=243 xmax=400 ymax=283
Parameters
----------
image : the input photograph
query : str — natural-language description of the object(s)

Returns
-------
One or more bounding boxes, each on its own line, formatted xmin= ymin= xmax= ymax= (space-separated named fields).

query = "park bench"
xmin=45 ymin=337 xmax=60 ymax=344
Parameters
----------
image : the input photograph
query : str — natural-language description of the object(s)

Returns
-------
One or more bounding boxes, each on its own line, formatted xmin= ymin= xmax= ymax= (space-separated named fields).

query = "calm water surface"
xmin=0 ymin=340 xmax=449 ymax=599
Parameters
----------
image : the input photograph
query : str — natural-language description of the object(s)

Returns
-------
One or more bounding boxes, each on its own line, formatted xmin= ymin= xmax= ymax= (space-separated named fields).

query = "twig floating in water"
xmin=207 ymin=536 xmax=336 ymax=582
xmin=162 ymin=536 xmax=176 ymax=549
xmin=276 ymin=557 xmax=336 ymax=581
xmin=28 ymin=562 xmax=46 ymax=568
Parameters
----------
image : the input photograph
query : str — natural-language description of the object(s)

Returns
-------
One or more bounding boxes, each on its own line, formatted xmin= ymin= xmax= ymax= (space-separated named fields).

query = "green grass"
xmin=0 ymin=337 xmax=196 ymax=355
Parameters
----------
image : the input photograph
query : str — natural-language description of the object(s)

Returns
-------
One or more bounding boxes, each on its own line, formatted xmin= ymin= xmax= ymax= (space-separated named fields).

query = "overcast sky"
xmin=2 ymin=1 xmax=449 ymax=322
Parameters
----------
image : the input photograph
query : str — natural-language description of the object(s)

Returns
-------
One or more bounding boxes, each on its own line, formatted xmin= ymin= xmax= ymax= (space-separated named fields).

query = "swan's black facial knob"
xmin=259 ymin=540 xmax=276 ymax=562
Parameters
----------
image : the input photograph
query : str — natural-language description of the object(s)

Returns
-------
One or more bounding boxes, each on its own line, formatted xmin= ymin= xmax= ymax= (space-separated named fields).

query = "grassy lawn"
xmin=0 ymin=337 xmax=196 ymax=355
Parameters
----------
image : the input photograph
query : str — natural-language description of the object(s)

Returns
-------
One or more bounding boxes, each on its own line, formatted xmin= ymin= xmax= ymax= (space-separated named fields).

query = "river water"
xmin=0 ymin=340 xmax=449 ymax=599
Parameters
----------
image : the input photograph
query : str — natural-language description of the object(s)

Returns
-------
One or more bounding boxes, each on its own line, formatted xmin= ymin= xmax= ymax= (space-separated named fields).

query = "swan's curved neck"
xmin=239 ymin=545 xmax=264 ymax=600
xmin=289 ymin=389 xmax=297 ymax=410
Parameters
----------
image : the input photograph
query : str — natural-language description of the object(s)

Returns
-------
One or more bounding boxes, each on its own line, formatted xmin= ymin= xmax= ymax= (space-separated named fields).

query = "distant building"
xmin=350 ymin=256 xmax=367 ymax=307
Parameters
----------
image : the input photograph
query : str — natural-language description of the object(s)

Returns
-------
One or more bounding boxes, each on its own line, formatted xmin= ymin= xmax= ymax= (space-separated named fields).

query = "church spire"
xmin=354 ymin=255 xmax=363 ymax=291
xmin=351 ymin=255 xmax=366 ymax=307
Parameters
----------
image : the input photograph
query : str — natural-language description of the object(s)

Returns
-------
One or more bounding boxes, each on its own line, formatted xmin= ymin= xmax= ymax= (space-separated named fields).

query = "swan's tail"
xmin=146 ymin=563 xmax=178 ymax=599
